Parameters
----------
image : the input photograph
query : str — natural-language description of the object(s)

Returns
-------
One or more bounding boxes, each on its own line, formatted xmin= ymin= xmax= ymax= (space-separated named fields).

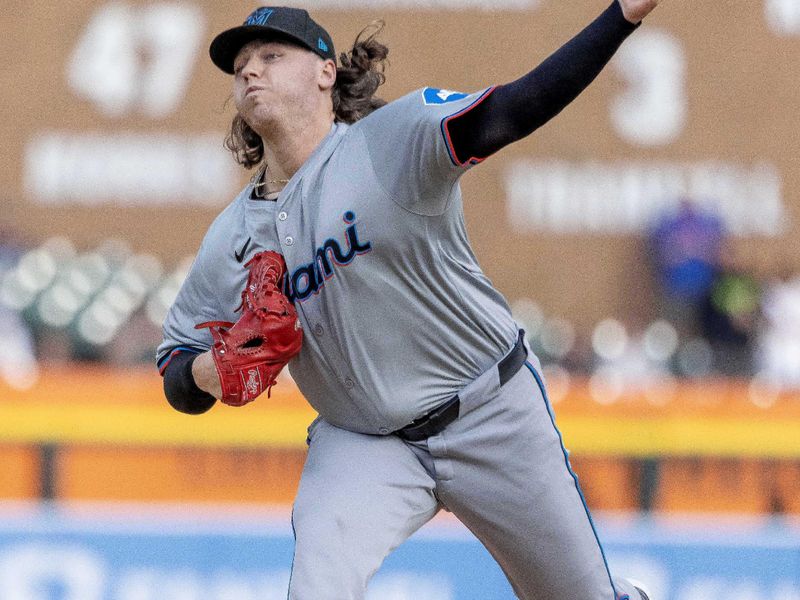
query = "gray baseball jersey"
xmin=158 ymin=84 xmax=645 ymax=600
xmin=158 ymin=86 xmax=519 ymax=434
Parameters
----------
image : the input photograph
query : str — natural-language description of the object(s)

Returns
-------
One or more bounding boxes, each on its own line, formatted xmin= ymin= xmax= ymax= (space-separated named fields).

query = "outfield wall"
xmin=0 ymin=503 xmax=797 ymax=600
xmin=1 ymin=369 xmax=799 ymax=513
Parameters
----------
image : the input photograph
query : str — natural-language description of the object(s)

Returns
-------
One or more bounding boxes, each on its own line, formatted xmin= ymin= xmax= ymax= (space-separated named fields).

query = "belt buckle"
xmin=397 ymin=395 xmax=459 ymax=440
xmin=426 ymin=395 xmax=458 ymax=424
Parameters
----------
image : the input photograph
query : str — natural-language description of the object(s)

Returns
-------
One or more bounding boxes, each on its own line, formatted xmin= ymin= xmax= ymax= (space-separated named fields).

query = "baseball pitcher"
xmin=158 ymin=1 xmax=660 ymax=598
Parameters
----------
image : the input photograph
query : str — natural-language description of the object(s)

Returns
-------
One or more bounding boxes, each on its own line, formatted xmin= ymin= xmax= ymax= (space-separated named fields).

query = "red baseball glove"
xmin=195 ymin=251 xmax=302 ymax=406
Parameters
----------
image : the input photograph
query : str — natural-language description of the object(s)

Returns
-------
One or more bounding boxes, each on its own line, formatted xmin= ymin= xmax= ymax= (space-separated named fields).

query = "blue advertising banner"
xmin=0 ymin=503 xmax=797 ymax=599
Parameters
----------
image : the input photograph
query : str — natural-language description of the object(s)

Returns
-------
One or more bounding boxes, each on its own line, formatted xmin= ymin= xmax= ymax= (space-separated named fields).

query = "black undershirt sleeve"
xmin=447 ymin=2 xmax=638 ymax=165
xmin=162 ymin=351 xmax=217 ymax=415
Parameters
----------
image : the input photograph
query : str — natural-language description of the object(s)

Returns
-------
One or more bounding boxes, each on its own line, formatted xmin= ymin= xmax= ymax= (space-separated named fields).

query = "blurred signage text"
xmin=505 ymin=160 xmax=786 ymax=236
xmin=765 ymin=0 xmax=800 ymax=35
xmin=67 ymin=3 xmax=204 ymax=118
xmin=24 ymin=133 xmax=237 ymax=206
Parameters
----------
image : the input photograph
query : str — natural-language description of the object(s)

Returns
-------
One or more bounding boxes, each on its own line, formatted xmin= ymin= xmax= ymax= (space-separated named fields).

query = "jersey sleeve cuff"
xmin=157 ymin=346 xmax=203 ymax=375
xmin=441 ymin=86 xmax=498 ymax=167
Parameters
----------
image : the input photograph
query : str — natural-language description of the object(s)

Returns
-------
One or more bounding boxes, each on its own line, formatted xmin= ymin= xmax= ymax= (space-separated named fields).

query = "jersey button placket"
xmin=313 ymin=324 xmax=324 ymax=336
xmin=275 ymin=199 xmax=295 ymax=256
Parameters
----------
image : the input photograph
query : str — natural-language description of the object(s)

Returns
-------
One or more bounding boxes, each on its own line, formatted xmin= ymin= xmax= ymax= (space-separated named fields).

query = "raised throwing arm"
xmin=445 ymin=1 xmax=662 ymax=166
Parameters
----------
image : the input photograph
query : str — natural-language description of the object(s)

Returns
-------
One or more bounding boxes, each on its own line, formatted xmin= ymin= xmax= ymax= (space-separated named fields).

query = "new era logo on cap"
xmin=245 ymin=8 xmax=274 ymax=26
xmin=318 ymin=38 xmax=328 ymax=52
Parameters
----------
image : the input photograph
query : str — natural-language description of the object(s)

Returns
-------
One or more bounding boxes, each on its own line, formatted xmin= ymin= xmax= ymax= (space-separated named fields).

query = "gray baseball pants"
xmin=287 ymin=355 xmax=640 ymax=600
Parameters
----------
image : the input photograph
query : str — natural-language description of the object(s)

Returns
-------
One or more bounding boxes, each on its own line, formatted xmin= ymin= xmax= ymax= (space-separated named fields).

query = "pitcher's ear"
xmin=319 ymin=58 xmax=337 ymax=91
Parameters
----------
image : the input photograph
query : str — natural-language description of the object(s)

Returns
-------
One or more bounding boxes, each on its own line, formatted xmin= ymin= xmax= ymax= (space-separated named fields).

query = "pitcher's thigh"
xmin=288 ymin=420 xmax=439 ymax=600
xmin=437 ymin=366 xmax=618 ymax=600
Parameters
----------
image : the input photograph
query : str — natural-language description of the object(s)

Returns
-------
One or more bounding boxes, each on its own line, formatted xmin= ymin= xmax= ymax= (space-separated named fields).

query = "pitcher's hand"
xmin=618 ymin=0 xmax=660 ymax=24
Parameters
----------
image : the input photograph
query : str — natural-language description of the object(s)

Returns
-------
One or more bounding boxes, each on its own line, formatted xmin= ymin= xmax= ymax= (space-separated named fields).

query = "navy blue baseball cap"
xmin=210 ymin=7 xmax=336 ymax=74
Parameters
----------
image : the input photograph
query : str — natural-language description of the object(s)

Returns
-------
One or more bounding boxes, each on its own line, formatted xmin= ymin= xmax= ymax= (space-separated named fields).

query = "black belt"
xmin=395 ymin=330 xmax=528 ymax=442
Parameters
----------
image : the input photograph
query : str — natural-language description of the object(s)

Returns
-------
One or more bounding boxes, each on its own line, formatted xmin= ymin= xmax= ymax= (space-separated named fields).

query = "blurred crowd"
xmin=646 ymin=196 xmax=800 ymax=389
xmin=1 ymin=196 xmax=798 ymax=399
xmin=516 ymin=196 xmax=800 ymax=401
xmin=0 ymin=223 xmax=190 ymax=389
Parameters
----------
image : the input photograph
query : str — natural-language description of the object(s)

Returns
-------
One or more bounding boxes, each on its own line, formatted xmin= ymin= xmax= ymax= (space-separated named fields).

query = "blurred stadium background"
xmin=1 ymin=1 xmax=799 ymax=599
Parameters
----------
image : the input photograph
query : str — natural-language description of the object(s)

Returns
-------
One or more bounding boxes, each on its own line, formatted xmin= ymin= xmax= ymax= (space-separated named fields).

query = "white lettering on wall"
xmin=0 ymin=544 xmax=105 ymax=600
xmin=610 ymin=29 xmax=687 ymax=146
xmin=24 ymin=133 xmax=237 ymax=206
xmin=505 ymin=160 xmax=786 ymax=236
xmin=66 ymin=3 xmax=204 ymax=118
xmin=765 ymin=0 xmax=800 ymax=35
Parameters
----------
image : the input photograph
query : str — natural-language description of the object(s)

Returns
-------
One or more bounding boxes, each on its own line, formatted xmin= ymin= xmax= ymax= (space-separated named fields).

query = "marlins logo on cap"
xmin=246 ymin=8 xmax=274 ymax=26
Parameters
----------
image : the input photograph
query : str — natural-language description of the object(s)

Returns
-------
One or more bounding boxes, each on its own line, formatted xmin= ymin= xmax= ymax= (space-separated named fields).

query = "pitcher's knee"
xmin=293 ymin=490 xmax=371 ymax=546
xmin=289 ymin=518 xmax=375 ymax=600
xmin=290 ymin=502 xmax=384 ymax=596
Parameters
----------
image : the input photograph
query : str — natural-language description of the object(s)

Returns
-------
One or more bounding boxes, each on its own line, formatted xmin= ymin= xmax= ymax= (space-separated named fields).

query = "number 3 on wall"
xmin=66 ymin=3 xmax=205 ymax=119
xmin=610 ymin=29 xmax=688 ymax=147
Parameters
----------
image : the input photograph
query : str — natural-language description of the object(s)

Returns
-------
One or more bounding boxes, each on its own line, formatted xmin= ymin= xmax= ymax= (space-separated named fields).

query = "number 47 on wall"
xmin=67 ymin=3 xmax=205 ymax=119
